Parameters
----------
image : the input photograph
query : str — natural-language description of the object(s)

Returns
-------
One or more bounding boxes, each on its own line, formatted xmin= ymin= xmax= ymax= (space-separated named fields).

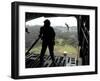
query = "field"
xmin=25 ymin=25 xmax=79 ymax=57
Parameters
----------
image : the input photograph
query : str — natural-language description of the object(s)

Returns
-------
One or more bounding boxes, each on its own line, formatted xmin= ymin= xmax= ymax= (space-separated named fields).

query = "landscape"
xmin=25 ymin=25 xmax=79 ymax=57
xmin=25 ymin=16 xmax=81 ymax=68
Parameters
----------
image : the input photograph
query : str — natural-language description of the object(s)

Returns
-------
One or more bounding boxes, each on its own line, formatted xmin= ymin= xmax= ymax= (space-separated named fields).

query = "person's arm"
xmin=53 ymin=30 xmax=55 ymax=45
xmin=52 ymin=28 xmax=55 ymax=40
xmin=39 ymin=27 xmax=43 ymax=38
xmin=51 ymin=27 xmax=56 ymax=45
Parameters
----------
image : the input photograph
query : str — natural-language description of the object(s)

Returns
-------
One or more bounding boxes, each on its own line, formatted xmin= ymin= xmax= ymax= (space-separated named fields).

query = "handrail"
xmin=26 ymin=37 xmax=40 ymax=55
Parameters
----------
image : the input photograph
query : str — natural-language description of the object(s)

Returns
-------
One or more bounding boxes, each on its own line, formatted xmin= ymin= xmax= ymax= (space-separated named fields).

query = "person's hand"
xmin=38 ymin=35 xmax=41 ymax=38
xmin=39 ymin=36 xmax=43 ymax=40
xmin=53 ymin=40 xmax=55 ymax=45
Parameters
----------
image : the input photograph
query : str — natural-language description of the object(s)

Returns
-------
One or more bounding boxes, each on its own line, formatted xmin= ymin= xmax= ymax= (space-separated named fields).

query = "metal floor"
xmin=25 ymin=53 xmax=80 ymax=68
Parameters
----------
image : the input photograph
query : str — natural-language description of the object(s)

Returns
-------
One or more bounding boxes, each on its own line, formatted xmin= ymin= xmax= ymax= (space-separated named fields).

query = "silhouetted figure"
xmin=39 ymin=19 xmax=56 ymax=66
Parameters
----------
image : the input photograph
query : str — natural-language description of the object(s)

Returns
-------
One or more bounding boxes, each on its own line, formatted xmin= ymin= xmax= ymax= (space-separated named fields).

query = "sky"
xmin=26 ymin=16 xmax=77 ymax=27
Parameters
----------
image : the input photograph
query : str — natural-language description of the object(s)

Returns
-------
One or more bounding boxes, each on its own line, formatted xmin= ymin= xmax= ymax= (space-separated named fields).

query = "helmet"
xmin=44 ymin=19 xmax=51 ymax=26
